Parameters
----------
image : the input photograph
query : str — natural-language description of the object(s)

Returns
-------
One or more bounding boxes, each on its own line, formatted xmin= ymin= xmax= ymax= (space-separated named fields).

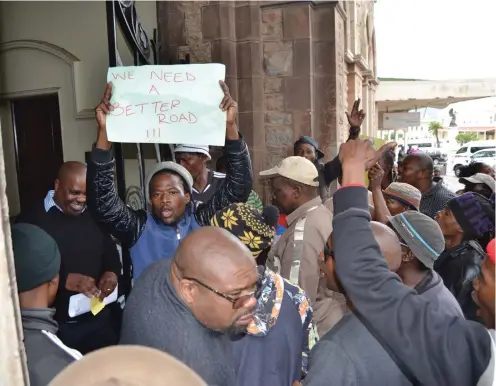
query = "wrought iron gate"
xmin=106 ymin=0 xmax=161 ymax=295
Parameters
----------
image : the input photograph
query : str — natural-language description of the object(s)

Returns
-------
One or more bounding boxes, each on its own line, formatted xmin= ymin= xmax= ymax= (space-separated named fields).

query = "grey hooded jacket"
xmin=22 ymin=308 xmax=81 ymax=386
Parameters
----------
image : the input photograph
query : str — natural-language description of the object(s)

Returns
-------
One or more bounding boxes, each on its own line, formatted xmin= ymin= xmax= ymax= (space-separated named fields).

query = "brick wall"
xmin=157 ymin=1 xmax=377 ymax=202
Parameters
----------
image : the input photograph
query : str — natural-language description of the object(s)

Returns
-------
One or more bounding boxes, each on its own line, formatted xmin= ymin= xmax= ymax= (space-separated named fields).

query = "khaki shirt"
xmin=267 ymin=196 xmax=346 ymax=337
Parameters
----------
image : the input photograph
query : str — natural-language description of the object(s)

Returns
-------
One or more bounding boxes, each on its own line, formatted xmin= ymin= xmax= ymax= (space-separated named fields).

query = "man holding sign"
xmin=87 ymin=79 xmax=252 ymax=280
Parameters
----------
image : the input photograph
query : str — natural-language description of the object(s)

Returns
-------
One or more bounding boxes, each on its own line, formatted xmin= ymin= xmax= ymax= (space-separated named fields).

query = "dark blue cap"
xmin=294 ymin=136 xmax=325 ymax=160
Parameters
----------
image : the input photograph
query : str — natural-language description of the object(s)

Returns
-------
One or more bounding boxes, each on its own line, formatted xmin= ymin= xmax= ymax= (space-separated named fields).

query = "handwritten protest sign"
xmin=106 ymin=64 xmax=226 ymax=146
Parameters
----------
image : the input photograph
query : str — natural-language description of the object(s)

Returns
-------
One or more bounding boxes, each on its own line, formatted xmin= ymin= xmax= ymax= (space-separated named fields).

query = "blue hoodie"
xmin=130 ymin=211 xmax=200 ymax=280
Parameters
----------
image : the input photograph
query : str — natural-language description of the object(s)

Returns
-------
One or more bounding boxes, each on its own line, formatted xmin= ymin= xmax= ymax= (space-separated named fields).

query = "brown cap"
xmin=49 ymin=345 xmax=207 ymax=386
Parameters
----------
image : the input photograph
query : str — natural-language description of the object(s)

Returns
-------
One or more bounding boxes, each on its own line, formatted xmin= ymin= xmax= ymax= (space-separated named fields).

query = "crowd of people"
xmin=11 ymin=80 xmax=495 ymax=386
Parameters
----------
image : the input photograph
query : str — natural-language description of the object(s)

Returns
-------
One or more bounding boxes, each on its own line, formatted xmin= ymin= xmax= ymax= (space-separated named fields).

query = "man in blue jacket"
xmin=87 ymin=81 xmax=252 ymax=280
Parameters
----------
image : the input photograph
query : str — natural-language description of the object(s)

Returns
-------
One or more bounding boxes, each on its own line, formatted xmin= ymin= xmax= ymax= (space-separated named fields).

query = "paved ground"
xmin=442 ymin=173 xmax=463 ymax=193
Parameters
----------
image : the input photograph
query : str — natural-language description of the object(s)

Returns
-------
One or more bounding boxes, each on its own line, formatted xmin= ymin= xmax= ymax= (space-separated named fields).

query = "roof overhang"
xmin=376 ymin=78 xmax=496 ymax=113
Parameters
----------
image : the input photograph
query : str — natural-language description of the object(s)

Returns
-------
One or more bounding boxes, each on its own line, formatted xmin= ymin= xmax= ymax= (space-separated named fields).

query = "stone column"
xmin=157 ymin=1 xmax=353 ymax=197
xmin=312 ymin=3 xmax=347 ymax=160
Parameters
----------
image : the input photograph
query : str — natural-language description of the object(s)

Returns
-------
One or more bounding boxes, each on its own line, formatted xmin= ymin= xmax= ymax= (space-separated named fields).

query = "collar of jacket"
xmin=21 ymin=308 xmax=58 ymax=334
xmin=287 ymin=196 xmax=323 ymax=227
xmin=149 ymin=206 xmax=195 ymax=231
xmin=247 ymin=269 xmax=284 ymax=337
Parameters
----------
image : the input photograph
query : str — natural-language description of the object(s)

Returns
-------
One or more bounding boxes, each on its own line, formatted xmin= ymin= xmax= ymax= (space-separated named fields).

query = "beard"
xmin=227 ymin=323 xmax=248 ymax=336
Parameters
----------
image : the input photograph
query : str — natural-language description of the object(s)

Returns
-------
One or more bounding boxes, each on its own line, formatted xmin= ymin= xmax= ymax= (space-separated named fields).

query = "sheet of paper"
xmin=106 ymin=64 xmax=227 ymax=146
xmin=360 ymin=135 xmax=386 ymax=187
xmin=68 ymin=286 xmax=118 ymax=318
xmin=90 ymin=298 xmax=105 ymax=316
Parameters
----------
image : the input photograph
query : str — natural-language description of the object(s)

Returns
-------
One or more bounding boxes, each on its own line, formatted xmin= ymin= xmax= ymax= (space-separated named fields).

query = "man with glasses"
xmin=119 ymin=227 xmax=260 ymax=386
xmin=210 ymin=202 xmax=315 ymax=386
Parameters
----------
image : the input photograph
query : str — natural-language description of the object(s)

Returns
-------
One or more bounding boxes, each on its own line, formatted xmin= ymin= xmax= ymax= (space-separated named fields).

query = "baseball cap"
xmin=388 ymin=211 xmax=445 ymax=269
xmin=145 ymin=162 xmax=194 ymax=204
xmin=459 ymin=173 xmax=495 ymax=192
xmin=383 ymin=182 xmax=421 ymax=211
xmin=260 ymin=156 xmax=319 ymax=187
xmin=49 ymin=345 xmax=207 ymax=386
xmin=174 ymin=144 xmax=211 ymax=160
xmin=294 ymin=136 xmax=325 ymax=159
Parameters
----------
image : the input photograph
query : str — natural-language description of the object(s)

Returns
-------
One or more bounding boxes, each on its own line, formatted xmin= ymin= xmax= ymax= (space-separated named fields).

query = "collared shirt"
xmin=420 ymin=181 xmax=456 ymax=219
xmin=44 ymin=190 xmax=86 ymax=213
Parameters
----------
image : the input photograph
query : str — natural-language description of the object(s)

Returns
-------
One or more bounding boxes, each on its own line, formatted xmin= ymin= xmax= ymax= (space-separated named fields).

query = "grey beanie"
xmin=12 ymin=223 xmax=61 ymax=292
xmin=145 ymin=162 xmax=194 ymax=204
xmin=388 ymin=211 xmax=445 ymax=269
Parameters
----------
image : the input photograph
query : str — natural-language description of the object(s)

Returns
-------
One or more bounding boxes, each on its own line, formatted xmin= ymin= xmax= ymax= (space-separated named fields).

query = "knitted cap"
xmin=49 ymin=345 xmax=206 ymax=386
xmin=173 ymin=144 xmax=211 ymax=160
xmin=447 ymin=192 xmax=495 ymax=239
xmin=388 ymin=211 xmax=445 ymax=269
xmin=145 ymin=162 xmax=194 ymax=204
xmin=210 ymin=203 xmax=276 ymax=257
xmin=383 ymin=182 xmax=421 ymax=211
xmin=12 ymin=223 xmax=61 ymax=293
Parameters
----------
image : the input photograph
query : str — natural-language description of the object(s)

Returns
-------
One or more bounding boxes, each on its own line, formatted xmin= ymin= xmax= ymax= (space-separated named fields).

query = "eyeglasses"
xmin=323 ymin=244 xmax=334 ymax=262
xmin=183 ymin=265 xmax=265 ymax=309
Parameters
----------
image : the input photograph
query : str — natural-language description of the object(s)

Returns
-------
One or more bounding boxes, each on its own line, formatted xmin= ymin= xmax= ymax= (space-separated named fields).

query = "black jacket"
xmin=332 ymin=186 xmax=494 ymax=386
xmin=434 ymin=240 xmax=485 ymax=321
xmin=86 ymin=134 xmax=253 ymax=248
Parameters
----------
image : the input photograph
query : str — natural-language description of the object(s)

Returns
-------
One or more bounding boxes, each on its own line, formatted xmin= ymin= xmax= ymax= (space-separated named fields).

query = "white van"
xmin=450 ymin=140 xmax=496 ymax=176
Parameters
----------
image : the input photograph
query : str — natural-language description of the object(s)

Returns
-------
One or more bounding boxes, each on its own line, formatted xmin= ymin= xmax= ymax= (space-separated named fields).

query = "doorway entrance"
xmin=11 ymin=94 xmax=63 ymax=212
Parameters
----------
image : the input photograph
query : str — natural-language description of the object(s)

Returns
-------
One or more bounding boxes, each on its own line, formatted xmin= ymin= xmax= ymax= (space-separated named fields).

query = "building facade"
xmin=0 ymin=0 xmax=376 ymax=215
xmin=158 ymin=0 xmax=378 ymax=198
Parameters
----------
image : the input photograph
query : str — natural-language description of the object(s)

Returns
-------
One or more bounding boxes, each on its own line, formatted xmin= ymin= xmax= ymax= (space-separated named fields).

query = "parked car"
xmin=450 ymin=140 xmax=496 ymax=176
xmin=470 ymin=148 xmax=496 ymax=168
xmin=424 ymin=148 xmax=448 ymax=165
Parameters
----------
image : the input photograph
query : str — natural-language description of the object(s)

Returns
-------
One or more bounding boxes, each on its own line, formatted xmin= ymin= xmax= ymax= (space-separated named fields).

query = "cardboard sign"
xmin=106 ymin=64 xmax=226 ymax=146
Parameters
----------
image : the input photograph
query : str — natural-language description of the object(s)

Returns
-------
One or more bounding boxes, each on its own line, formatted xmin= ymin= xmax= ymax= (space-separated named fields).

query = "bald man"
xmin=17 ymin=161 xmax=121 ymax=354
xmin=400 ymin=153 xmax=456 ymax=218
xmin=304 ymin=222 xmax=412 ymax=386
xmin=120 ymin=227 xmax=259 ymax=386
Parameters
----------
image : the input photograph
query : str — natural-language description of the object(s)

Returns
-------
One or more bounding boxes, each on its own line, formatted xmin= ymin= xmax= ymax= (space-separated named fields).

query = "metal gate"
xmin=105 ymin=0 xmax=168 ymax=295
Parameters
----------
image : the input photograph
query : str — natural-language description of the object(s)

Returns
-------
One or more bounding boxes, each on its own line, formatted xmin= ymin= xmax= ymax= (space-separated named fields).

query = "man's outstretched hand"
xmin=219 ymin=80 xmax=239 ymax=140
xmin=339 ymin=140 xmax=396 ymax=186
xmin=346 ymin=98 xmax=366 ymax=140
xmin=95 ymin=82 xmax=114 ymax=129
xmin=94 ymin=82 xmax=114 ymax=150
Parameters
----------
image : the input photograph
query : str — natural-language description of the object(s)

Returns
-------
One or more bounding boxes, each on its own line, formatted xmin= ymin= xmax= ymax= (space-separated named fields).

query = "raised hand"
xmin=219 ymin=80 xmax=237 ymax=125
xmin=346 ymin=98 xmax=366 ymax=128
xmin=339 ymin=139 xmax=397 ymax=171
xmin=95 ymin=82 xmax=114 ymax=128
xmin=346 ymin=99 xmax=366 ymax=140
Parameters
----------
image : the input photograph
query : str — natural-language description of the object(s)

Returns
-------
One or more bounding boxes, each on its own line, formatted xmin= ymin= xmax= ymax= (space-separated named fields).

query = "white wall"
xmin=0 ymin=1 xmax=157 ymax=216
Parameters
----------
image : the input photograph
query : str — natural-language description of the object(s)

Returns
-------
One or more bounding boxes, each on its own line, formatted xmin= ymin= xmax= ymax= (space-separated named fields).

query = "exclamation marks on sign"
xmin=146 ymin=128 xmax=161 ymax=142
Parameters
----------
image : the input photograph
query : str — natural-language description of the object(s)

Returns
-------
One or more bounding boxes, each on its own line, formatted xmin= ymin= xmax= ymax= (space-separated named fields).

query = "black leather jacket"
xmin=86 ymin=134 xmax=253 ymax=248
xmin=434 ymin=240 xmax=485 ymax=321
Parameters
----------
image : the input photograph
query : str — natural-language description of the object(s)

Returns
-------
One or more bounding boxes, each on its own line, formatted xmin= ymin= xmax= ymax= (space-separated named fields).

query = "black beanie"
xmin=447 ymin=192 xmax=495 ymax=239
xmin=12 ymin=223 xmax=61 ymax=293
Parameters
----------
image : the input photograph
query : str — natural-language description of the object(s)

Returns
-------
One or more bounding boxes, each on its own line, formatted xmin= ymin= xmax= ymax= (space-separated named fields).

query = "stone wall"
xmin=157 ymin=1 xmax=377 ymax=200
